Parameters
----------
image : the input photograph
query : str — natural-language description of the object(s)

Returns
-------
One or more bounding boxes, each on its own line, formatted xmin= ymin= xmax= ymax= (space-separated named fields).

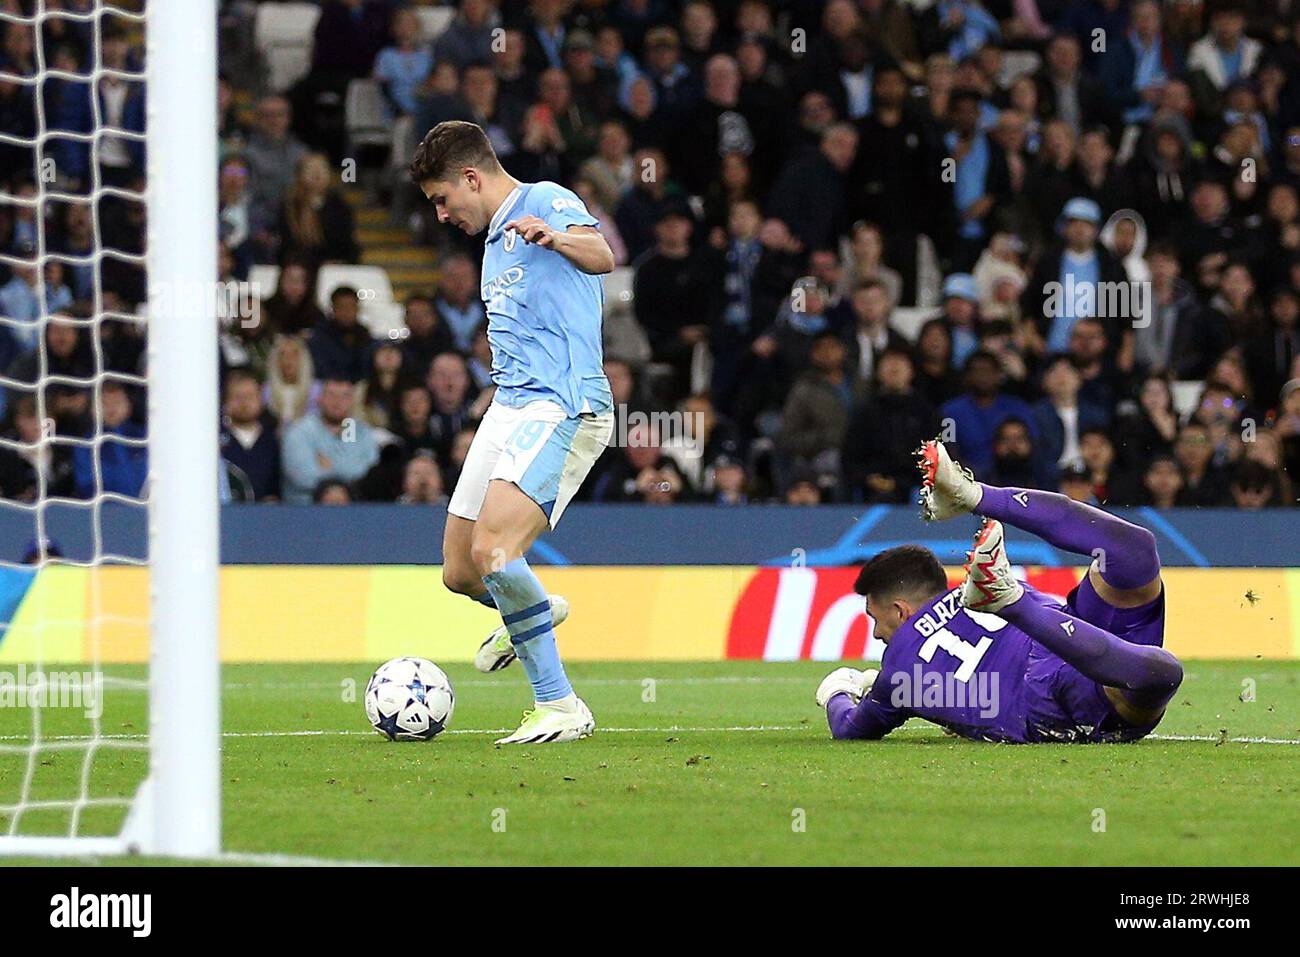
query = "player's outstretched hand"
xmin=504 ymin=215 xmax=555 ymax=248
xmin=815 ymin=667 xmax=879 ymax=708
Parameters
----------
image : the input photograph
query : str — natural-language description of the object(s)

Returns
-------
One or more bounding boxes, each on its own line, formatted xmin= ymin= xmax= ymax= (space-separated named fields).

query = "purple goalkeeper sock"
xmin=975 ymin=486 xmax=1160 ymax=590
xmin=999 ymin=592 xmax=1182 ymax=702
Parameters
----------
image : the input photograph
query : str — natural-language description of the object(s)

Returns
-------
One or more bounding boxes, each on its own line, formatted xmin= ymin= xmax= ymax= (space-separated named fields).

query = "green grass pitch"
xmin=1 ymin=660 xmax=1297 ymax=866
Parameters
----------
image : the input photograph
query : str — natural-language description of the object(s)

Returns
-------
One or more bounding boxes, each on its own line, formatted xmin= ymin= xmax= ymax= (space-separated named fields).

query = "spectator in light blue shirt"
xmin=0 ymin=255 xmax=74 ymax=354
xmin=944 ymin=89 xmax=1009 ymax=270
xmin=374 ymin=8 xmax=433 ymax=119
xmin=281 ymin=378 xmax=381 ymax=504
xmin=937 ymin=0 xmax=1000 ymax=62
xmin=435 ymin=253 xmax=486 ymax=351
xmin=1047 ymin=197 xmax=1102 ymax=354
xmin=595 ymin=24 xmax=641 ymax=96
xmin=941 ymin=273 xmax=982 ymax=371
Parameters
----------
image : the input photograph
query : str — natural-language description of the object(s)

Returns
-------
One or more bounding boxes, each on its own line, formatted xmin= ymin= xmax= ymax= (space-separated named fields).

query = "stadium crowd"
xmin=2 ymin=0 xmax=1300 ymax=510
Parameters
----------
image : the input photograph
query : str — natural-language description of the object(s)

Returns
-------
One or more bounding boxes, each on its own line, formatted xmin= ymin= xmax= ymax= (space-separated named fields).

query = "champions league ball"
xmin=365 ymin=657 xmax=455 ymax=741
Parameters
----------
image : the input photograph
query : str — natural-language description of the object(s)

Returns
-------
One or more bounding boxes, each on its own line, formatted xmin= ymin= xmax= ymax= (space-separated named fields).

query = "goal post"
xmin=0 ymin=0 xmax=220 ymax=859
xmin=145 ymin=0 xmax=221 ymax=858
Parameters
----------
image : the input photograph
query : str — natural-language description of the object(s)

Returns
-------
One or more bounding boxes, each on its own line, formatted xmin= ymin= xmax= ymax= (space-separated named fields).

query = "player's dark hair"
xmin=409 ymin=121 xmax=503 ymax=185
xmin=854 ymin=545 xmax=948 ymax=604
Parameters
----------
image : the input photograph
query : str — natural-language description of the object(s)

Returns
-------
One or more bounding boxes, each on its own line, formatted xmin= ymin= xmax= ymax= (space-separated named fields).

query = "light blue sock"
xmin=471 ymin=591 xmax=497 ymax=608
xmin=481 ymin=557 xmax=572 ymax=702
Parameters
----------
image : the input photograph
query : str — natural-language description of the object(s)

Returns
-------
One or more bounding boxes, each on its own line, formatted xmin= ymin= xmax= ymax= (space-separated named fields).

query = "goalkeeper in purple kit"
xmin=815 ymin=440 xmax=1184 ymax=744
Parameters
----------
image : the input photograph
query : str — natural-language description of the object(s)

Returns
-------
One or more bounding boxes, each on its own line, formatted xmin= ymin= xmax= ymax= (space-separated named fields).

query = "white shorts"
xmin=448 ymin=399 xmax=614 ymax=528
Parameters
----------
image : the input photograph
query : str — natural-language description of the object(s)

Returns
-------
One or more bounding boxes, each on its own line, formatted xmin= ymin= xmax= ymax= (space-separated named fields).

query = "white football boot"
xmin=917 ymin=439 xmax=983 ymax=522
xmin=475 ymin=595 xmax=570 ymax=673
xmin=495 ymin=695 xmax=595 ymax=745
xmin=959 ymin=518 xmax=1024 ymax=613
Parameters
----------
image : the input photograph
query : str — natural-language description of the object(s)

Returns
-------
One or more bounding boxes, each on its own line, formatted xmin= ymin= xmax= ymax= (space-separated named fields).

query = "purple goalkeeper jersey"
xmin=828 ymin=584 xmax=1164 ymax=744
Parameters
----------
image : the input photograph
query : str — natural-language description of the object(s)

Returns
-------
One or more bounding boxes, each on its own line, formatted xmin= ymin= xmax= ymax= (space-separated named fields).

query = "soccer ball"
xmin=365 ymin=657 xmax=455 ymax=741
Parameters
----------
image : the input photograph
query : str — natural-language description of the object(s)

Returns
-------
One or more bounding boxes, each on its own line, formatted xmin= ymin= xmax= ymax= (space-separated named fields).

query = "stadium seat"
xmin=263 ymin=45 xmax=313 ymax=94
xmin=1171 ymin=380 xmax=1204 ymax=420
xmin=660 ymin=438 xmax=704 ymax=489
xmin=889 ymin=306 xmax=940 ymax=343
xmin=1000 ymin=51 xmax=1042 ymax=85
xmin=382 ymin=114 xmax=420 ymax=222
xmin=359 ymin=300 xmax=406 ymax=341
xmin=316 ymin=265 xmax=395 ymax=312
xmin=414 ymin=7 xmax=457 ymax=43
xmin=915 ymin=234 xmax=943 ymax=307
xmin=345 ymin=79 xmax=393 ymax=151
xmin=248 ymin=264 xmax=280 ymax=300
xmin=254 ymin=2 xmax=320 ymax=92
xmin=600 ymin=266 xmax=651 ymax=364
xmin=603 ymin=266 xmax=635 ymax=314
xmin=389 ymin=115 xmax=417 ymax=174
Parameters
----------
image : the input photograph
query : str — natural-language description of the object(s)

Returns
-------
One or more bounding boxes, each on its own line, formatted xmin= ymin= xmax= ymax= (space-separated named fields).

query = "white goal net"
xmin=0 ymin=0 xmax=219 ymax=858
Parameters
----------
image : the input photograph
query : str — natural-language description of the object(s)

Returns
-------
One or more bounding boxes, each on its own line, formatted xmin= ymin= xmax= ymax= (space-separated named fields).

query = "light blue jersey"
xmin=480 ymin=181 xmax=614 ymax=417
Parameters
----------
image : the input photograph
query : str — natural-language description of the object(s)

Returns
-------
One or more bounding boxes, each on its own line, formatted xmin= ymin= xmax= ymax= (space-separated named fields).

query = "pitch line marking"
xmin=220 ymin=676 xmax=821 ymax=690
xmin=53 ymin=850 xmax=398 ymax=868
xmin=19 ymin=672 xmax=1277 ymax=694
xmin=215 ymin=850 xmax=396 ymax=867
xmin=86 ymin=676 xmax=823 ymax=692
xmin=1 ymin=728 xmax=1297 ymax=744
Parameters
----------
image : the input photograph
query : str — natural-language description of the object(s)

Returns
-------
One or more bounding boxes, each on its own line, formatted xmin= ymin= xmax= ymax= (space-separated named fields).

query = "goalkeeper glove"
xmin=815 ymin=667 xmax=879 ymax=708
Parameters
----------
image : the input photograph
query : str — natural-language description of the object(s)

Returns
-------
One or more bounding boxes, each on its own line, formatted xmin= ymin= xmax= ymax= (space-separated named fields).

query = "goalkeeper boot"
xmin=475 ymin=595 xmax=569 ymax=673
xmin=959 ymin=518 xmax=1024 ymax=613
xmin=917 ymin=438 xmax=983 ymax=522
xmin=495 ymin=694 xmax=595 ymax=745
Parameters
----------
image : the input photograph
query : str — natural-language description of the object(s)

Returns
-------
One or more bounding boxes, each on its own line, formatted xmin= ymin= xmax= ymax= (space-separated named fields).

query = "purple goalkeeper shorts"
xmin=1024 ymin=575 xmax=1167 ymax=743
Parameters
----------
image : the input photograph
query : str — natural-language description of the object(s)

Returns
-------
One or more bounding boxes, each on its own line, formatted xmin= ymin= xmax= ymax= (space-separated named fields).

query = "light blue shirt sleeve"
xmin=531 ymin=182 xmax=599 ymax=233
xmin=335 ymin=426 xmax=380 ymax=481
xmin=374 ymin=48 xmax=399 ymax=81
xmin=281 ymin=419 xmax=324 ymax=501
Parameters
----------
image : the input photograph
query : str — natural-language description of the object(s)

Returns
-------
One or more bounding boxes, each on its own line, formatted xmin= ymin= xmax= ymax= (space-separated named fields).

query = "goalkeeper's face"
xmin=865 ymin=593 xmax=920 ymax=644
xmin=421 ymin=172 xmax=490 ymax=235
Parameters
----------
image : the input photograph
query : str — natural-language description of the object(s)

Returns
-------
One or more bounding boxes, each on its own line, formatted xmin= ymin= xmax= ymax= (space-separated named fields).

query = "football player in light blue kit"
xmin=410 ymin=121 xmax=615 ymax=744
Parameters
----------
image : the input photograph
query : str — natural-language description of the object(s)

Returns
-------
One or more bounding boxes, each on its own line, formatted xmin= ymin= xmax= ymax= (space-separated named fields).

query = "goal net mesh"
xmin=0 ymin=0 xmax=152 ymax=842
